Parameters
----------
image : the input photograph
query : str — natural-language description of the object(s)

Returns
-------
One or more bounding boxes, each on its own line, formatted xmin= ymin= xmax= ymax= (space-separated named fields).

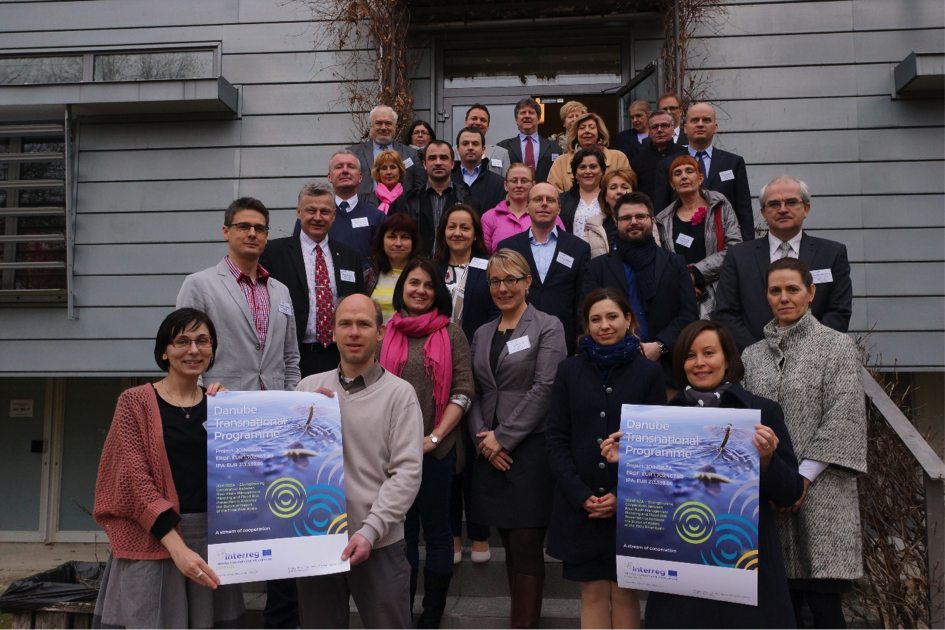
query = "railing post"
xmin=926 ymin=472 xmax=945 ymax=629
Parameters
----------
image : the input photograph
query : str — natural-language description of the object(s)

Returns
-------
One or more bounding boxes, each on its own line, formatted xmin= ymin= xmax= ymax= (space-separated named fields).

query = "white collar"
xmin=528 ymin=225 xmax=558 ymax=245
xmin=300 ymin=230 xmax=330 ymax=252
xmin=334 ymin=194 xmax=358 ymax=212
xmin=768 ymin=230 xmax=804 ymax=259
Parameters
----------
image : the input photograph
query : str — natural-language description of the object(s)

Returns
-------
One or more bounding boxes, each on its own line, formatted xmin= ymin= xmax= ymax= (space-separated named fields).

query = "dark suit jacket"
xmin=451 ymin=161 xmax=507 ymax=211
xmin=712 ymin=233 xmax=854 ymax=350
xmin=388 ymin=182 xmax=481 ymax=257
xmin=259 ymin=235 xmax=367 ymax=346
xmin=612 ymin=129 xmax=647 ymax=161
xmin=438 ymin=259 xmax=499 ymax=345
xmin=346 ymin=140 xmax=419 ymax=196
xmin=628 ymin=140 xmax=686 ymax=207
xmin=498 ymin=230 xmax=591 ymax=355
xmin=653 ymin=147 xmax=754 ymax=241
xmin=545 ymin=353 xmax=666 ymax=564
xmin=292 ymin=200 xmax=385 ymax=271
xmin=580 ymin=248 xmax=699 ymax=385
xmin=497 ymin=135 xmax=560 ymax=183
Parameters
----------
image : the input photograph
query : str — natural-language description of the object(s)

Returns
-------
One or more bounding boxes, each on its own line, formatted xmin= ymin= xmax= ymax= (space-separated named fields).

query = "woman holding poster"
xmin=545 ymin=288 xmax=666 ymax=629
xmin=92 ymin=308 xmax=244 ymax=629
xmin=379 ymin=257 xmax=474 ymax=629
xmin=742 ymin=258 xmax=867 ymax=629
xmin=601 ymin=319 xmax=804 ymax=628
xmin=468 ymin=249 xmax=567 ymax=628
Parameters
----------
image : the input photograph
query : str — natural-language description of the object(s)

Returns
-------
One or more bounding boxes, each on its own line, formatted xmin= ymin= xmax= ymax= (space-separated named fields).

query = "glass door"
xmin=0 ymin=378 xmax=50 ymax=541
xmin=615 ymin=60 xmax=662 ymax=132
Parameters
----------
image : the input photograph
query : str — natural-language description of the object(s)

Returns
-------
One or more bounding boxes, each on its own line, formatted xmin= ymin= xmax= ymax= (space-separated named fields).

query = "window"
xmin=93 ymin=50 xmax=214 ymax=82
xmin=444 ymin=44 xmax=622 ymax=88
xmin=0 ymin=56 xmax=83 ymax=85
xmin=0 ymin=126 xmax=68 ymax=299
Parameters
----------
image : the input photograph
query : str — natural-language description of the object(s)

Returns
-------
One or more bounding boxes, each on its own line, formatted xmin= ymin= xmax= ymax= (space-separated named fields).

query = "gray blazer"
xmin=483 ymin=144 xmax=511 ymax=176
xmin=347 ymin=140 xmax=419 ymax=195
xmin=176 ymin=259 xmax=301 ymax=391
xmin=468 ymin=304 xmax=567 ymax=452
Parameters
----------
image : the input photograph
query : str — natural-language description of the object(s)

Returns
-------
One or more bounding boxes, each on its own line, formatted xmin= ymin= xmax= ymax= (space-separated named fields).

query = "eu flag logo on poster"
xmin=263 ymin=549 xmax=272 ymax=557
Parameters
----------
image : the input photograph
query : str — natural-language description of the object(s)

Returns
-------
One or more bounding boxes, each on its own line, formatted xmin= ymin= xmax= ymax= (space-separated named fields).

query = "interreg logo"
xmin=629 ymin=564 xmax=667 ymax=578
xmin=222 ymin=550 xmax=261 ymax=561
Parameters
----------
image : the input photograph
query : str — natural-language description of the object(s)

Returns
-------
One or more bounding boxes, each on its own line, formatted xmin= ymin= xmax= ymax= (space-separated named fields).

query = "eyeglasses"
xmin=663 ymin=105 xmax=681 ymax=111
xmin=616 ymin=213 xmax=653 ymax=224
xmin=487 ymin=276 xmax=527 ymax=288
xmin=171 ymin=336 xmax=214 ymax=349
xmin=763 ymin=199 xmax=805 ymax=211
xmin=649 ymin=122 xmax=673 ymax=131
xmin=227 ymin=222 xmax=270 ymax=233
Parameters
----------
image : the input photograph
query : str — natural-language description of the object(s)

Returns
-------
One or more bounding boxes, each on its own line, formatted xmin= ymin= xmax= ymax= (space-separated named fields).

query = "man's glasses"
xmin=227 ymin=222 xmax=270 ymax=233
xmin=616 ymin=213 xmax=653 ymax=224
xmin=487 ymin=276 xmax=527 ymax=288
xmin=171 ymin=336 xmax=214 ymax=349
xmin=763 ymin=199 xmax=805 ymax=211
xmin=649 ymin=122 xmax=673 ymax=131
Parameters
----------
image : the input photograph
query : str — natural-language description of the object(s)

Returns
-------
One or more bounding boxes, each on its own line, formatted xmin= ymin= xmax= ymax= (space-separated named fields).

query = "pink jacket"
xmin=481 ymin=201 xmax=567 ymax=253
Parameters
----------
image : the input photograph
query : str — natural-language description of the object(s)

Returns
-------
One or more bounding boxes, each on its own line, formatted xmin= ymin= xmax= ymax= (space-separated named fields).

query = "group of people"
xmin=92 ymin=95 xmax=865 ymax=630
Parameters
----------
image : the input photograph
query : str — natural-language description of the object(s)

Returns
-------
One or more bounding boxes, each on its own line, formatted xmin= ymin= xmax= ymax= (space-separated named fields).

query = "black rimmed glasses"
xmin=487 ymin=276 xmax=528 ymax=289
xmin=616 ymin=213 xmax=653 ymax=224
xmin=227 ymin=222 xmax=270 ymax=233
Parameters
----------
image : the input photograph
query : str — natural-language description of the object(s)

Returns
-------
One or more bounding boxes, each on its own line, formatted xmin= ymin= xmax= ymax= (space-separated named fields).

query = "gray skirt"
xmin=93 ymin=512 xmax=244 ymax=629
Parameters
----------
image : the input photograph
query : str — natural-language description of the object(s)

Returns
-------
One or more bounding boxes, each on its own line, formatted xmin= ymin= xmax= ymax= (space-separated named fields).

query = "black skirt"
xmin=562 ymin=557 xmax=618 ymax=583
xmin=470 ymin=432 xmax=554 ymax=529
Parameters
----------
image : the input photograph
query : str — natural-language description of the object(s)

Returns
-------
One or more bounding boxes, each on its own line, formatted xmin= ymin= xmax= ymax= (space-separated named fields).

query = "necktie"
xmin=524 ymin=136 xmax=536 ymax=171
xmin=314 ymin=245 xmax=334 ymax=346
xmin=696 ymin=151 xmax=708 ymax=180
xmin=338 ymin=200 xmax=349 ymax=213
xmin=779 ymin=241 xmax=793 ymax=259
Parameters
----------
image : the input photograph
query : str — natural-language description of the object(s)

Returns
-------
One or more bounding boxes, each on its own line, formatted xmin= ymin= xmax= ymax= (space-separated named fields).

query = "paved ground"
xmin=0 ymin=543 xmax=108 ymax=592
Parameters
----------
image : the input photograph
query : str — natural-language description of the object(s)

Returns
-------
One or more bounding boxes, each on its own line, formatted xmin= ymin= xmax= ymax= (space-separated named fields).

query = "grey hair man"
xmin=713 ymin=175 xmax=853 ymax=350
xmin=346 ymin=105 xmax=419 ymax=195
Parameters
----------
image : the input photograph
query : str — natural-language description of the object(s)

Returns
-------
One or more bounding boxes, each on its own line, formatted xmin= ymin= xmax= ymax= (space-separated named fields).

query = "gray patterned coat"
xmin=742 ymin=310 xmax=867 ymax=580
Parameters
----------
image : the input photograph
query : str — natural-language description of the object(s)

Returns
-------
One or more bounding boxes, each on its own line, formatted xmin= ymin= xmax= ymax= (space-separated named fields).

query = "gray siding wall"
xmin=684 ymin=0 xmax=943 ymax=369
xmin=0 ymin=0 xmax=360 ymax=375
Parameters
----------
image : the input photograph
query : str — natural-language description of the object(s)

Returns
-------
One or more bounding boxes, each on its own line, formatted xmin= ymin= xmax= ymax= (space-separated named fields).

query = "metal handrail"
xmin=0 ymin=234 xmax=65 ymax=243
xmin=0 ymin=261 xmax=66 ymax=270
xmin=861 ymin=366 xmax=945 ymax=628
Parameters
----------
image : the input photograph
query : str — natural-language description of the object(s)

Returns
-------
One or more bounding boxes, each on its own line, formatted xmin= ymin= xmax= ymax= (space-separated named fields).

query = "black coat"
xmin=259 ymin=235 xmax=367 ymax=346
xmin=545 ymin=353 xmax=666 ymax=564
xmin=497 ymin=135 xmax=561 ymax=183
xmin=628 ymin=140 xmax=686 ymax=208
xmin=580 ymin=248 xmax=699 ymax=385
xmin=557 ymin=188 xmax=582 ymax=234
xmin=497 ymin=229 xmax=591 ymax=355
xmin=644 ymin=383 xmax=804 ymax=629
xmin=437 ymin=259 xmax=499 ymax=345
xmin=712 ymin=233 xmax=854 ymax=350
xmin=612 ymin=129 xmax=647 ymax=161
xmin=388 ymin=182 xmax=481 ymax=257
xmin=451 ymin=161 xmax=507 ymax=211
xmin=653 ymin=147 xmax=755 ymax=241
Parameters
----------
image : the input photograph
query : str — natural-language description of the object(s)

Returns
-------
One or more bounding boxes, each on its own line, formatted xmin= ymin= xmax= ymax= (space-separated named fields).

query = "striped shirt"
xmin=223 ymin=256 xmax=271 ymax=352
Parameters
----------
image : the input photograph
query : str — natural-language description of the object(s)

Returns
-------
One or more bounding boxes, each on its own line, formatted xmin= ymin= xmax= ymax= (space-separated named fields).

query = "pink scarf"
xmin=380 ymin=310 xmax=452 ymax=427
xmin=375 ymin=183 xmax=403 ymax=214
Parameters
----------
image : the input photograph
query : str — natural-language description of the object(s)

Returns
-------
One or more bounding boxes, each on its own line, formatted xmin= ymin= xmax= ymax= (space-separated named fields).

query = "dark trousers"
xmin=263 ymin=578 xmax=299 ymax=629
xmin=299 ymin=342 xmax=340 ymax=378
xmin=449 ymin=434 xmax=490 ymax=542
xmin=405 ymin=447 xmax=456 ymax=575
xmin=498 ymin=527 xmax=547 ymax=577
xmin=297 ymin=540 xmax=412 ymax=629
xmin=790 ymin=589 xmax=846 ymax=629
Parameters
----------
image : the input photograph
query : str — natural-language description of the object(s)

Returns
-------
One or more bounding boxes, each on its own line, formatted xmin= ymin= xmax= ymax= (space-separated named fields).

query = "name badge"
xmin=550 ymin=153 xmax=559 ymax=161
xmin=402 ymin=157 xmax=414 ymax=168
xmin=340 ymin=269 xmax=356 ymax=282
xmin=676 ymin=233 xmax=695 ymax=248
xmin=469 ymin=257 xmax=489 ymax=270
xmin=811 ymin=268 xmax=834 ymax=284
xmin=507 ymin=336 xmax=531 ymax=354
xmin=491 ymin=158 xmax=503 ymax=168
xmin=279 ymin=300 xmax=292 ymax=315
xmin=351 ymin=217 xmax=369 ymax=228
xmin=556 ymin=252 xmax=574 ymax=268
xmin=719 ymin=169 xmax=735 ymax=182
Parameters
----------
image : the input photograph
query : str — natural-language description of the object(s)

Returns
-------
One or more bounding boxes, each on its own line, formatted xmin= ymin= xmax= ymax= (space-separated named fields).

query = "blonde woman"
xmin=549 ymin=100 xmax=588 ymax=152
xmin=361 ymin=149 xmax=406 ymax=213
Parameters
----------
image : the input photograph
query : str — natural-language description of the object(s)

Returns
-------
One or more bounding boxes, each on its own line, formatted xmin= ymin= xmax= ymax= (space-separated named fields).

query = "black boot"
xmin=416 ymin=569 xmax=452 ymax=629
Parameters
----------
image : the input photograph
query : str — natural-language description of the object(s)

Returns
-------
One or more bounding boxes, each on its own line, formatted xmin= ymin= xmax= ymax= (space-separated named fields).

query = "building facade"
xmin=0 ymin=0 xmax=942 ymax=542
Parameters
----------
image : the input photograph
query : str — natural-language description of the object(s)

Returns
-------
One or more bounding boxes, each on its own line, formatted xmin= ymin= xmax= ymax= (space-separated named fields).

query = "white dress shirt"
xmin=299 ymin=232 xmax=338 ymax=344
xmin=768 ymin=230 xmax=804 ymax=263
xmin=334 ymin=194 xmax=359 ymax=213
xmin=672 ymin=126 xmax=681 ymax=143
xmin=688 ymin=145 xmax=714 ymax=178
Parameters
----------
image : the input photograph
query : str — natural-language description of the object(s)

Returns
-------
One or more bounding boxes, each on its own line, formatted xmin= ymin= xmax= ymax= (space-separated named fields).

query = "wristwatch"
xmin=656 ymin=340 xmax=669 ymax=356
xmin=429 ymin=434 xmax=440 ymax=445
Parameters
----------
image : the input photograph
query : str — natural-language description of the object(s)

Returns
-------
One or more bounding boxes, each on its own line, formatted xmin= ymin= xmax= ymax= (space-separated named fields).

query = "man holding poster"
xmin=295 ymin=294 xmax=424 ymax=629
xmin=603 ymin=321 xmax=803 ymax=628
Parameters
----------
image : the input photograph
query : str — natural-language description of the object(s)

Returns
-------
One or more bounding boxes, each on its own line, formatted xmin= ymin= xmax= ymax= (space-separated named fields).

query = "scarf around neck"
xmin=580 ymin=334 xmax=640 ymax=377
xmin=380 ymin=310 xmax=452 ymax=427
xmin=375 ymin=183 xmax=404 ymax=214
xmin=682 ymin=382 xmax=733 ymax=407
xmin=616 ymin=237 xmax=659 ymax=302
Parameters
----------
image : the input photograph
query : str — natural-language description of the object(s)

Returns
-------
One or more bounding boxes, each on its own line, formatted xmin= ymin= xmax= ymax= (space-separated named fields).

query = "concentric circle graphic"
xmin=265 ymin=477 xmax=306 ymax=518
xmin=673 ymin=501 xmax=716 ymax=544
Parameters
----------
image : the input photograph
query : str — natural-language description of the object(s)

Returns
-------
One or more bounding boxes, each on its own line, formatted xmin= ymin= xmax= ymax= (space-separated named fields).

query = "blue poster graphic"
xmin=207 ymin=391 xmax=349 ymax=584
xmin=616 ymin=405 xmax=761 ymax=605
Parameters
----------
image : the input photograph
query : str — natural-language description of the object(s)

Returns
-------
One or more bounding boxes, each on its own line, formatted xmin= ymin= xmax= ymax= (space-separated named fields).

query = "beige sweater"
xmin=297 ymin=365 xmax=423 ymax=549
